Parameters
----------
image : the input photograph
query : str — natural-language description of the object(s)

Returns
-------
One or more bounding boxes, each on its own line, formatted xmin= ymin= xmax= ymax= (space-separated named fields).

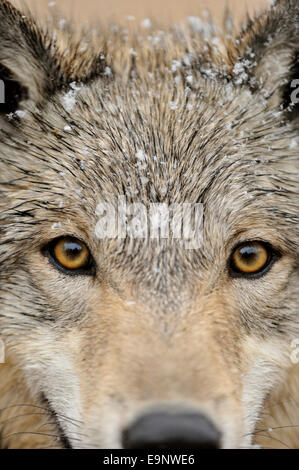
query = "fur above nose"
xmin=122 ymin=411 xmax=221 ymax=449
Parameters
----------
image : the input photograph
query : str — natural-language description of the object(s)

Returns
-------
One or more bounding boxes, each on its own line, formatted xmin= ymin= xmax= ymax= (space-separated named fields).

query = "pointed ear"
xmin=233 ymin=0 xmax=299 ymax=121
xmin=0 ymin=0 xmax=63 ymax=115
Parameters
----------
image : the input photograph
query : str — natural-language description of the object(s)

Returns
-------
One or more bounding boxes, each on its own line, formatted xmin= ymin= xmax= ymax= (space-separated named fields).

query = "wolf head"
xmin=0 ymin=0 xmax=298 ymax=448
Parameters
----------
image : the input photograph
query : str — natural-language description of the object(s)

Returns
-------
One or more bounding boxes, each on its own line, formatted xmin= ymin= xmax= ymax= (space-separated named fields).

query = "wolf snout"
xmin=122 ymin=411 xmax=221 ymax=449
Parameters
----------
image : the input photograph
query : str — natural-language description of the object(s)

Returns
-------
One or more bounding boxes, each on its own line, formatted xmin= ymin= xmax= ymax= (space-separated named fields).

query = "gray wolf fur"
xmin=0 ymin=0 xmax=298 ymax=448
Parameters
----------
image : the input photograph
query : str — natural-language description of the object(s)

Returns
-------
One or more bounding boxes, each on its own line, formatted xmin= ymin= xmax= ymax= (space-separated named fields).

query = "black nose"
xmin=122 ymin=411 xmax=221 ymax=449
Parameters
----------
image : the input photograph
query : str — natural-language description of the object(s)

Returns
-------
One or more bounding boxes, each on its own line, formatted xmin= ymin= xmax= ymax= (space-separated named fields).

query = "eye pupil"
xmin=64 ymin=241 xmax=83 ymax=258
xmin=239 ymin=246 xmax=259 ymax=261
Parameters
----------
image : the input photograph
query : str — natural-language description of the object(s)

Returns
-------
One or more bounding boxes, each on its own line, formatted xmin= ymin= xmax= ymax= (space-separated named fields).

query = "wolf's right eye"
xmin=43 ymin=236 xmax=94 ymax=275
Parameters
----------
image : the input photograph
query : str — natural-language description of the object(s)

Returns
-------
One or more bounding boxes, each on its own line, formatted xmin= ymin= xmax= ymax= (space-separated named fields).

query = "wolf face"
xmin=0 ymin=0 xmax=298 ymax=449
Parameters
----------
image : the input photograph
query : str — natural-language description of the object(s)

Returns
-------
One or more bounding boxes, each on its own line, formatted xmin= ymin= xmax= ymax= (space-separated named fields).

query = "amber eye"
xmin=229 ymin=241 xmax=277 ymax=278
xmin=45 ymin=236 xmax=93 ymax=274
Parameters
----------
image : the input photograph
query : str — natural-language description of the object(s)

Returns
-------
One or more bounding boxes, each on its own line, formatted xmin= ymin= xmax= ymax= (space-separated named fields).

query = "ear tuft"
xmin=0 ymin=1 xmax=63 ymax=117
xmin=233 ymin=0 xmax=299 ymax=121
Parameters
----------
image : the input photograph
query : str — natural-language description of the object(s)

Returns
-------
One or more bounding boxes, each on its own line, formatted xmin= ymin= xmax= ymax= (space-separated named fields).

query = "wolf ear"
xmin=0 ymin=0 xmax=63 ymax=115
xmin=233 ymin=0 xmax=299 ymax=121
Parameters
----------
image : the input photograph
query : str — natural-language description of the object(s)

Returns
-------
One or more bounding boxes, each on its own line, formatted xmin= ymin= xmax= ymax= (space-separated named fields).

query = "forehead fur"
xmin=0 ymin=0 xmax=298 ymax=268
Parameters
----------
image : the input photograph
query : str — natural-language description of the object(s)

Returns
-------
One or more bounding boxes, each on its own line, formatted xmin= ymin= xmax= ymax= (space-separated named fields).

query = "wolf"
xmin=0 ymin=0 xmax=298 ymax=449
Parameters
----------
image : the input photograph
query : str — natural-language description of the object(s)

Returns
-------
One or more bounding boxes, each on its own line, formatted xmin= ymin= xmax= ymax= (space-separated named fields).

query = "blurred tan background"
xmin=11 ymin=0 xmax=269 ymax=25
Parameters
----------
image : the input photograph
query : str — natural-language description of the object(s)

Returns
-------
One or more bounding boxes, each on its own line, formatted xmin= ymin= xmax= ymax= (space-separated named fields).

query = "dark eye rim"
xmin=42 ymin=236 xmax=95 ymax=276
xmin=228 ymin=240 xmax=281 ymax=280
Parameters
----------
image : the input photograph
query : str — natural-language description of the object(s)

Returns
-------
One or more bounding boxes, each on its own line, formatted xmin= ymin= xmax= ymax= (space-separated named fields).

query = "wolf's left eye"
xmin=229 ymin=241 xmax=279 ymax=278
xmin=44 ymin=236 xmax=94 ymax=275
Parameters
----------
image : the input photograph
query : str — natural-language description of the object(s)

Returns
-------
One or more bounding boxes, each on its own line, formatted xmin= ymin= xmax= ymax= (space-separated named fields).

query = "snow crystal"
xmin=211 ymin=37 xmax=220 ymax=46
xmin=184 ymin=87 xmax=191 ymax=97
xmin=182 ymin=54 xmax=192 ymax=67
xmin=187 ymin=16 xmax=212 ymax=39
xmin=160 ymin=186 xmax=167 ymax=197
xmin=264 ymin=35 xmax=273 ymax=46
xmin=130 ymin=48 xmax=137 ymax=56
xmin=62 ymin=91 xmax=77 ymax=112
xmin=136 ymin=149 xmax=146 ymax=161
xmin=199 ymin=66 xmax=217 ymax=80
xmin=70 ymin=82 xmax=81 ymax=91
xmin=171 ymin=60 xmax=181 ymax=73
xmin=170 ymin=99 xmax=179 ymax=110
xmin=75 ymin=188 xmax=83 ymax=197
xmin=62 ymin=82 xmax=82 ymax=112
xmin=290 ymin=138 xmax=297 ymax=149
xmin=15 ymin=110 xmax=26 ymax=119
xmin=141 ymin=18 xmax=152 ymax=29
xmin=233 ymin=61 xmax=249 ymax=85
xmin=51 ymin=222 xmax=63 ymax=230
